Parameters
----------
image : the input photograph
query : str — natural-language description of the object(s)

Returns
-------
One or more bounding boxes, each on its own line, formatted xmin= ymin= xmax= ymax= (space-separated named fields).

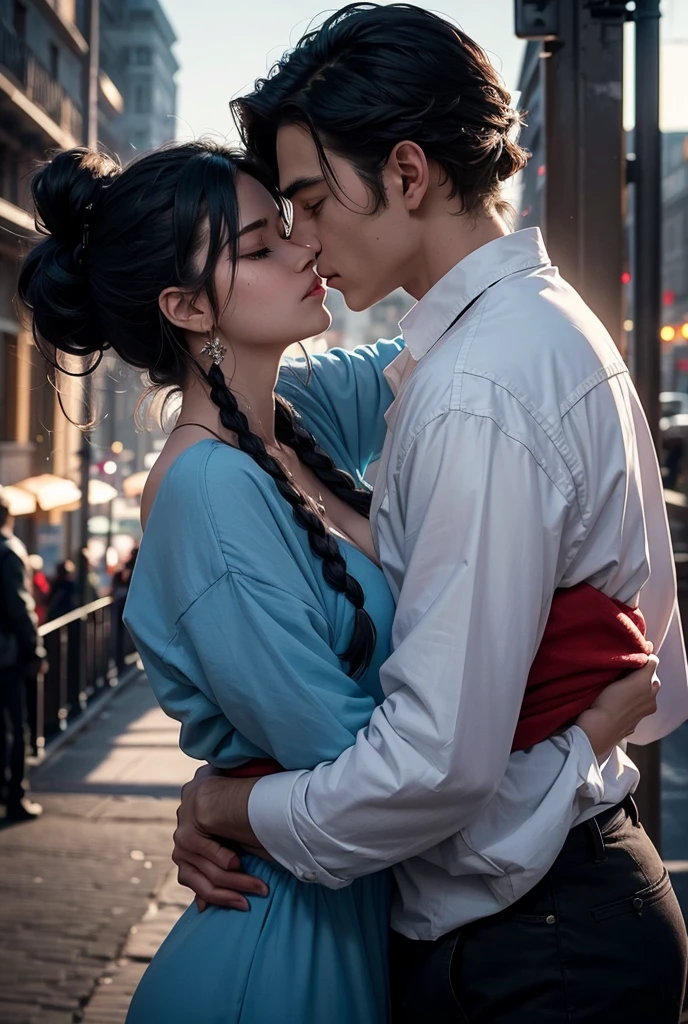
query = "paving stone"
xmin=0 ymin=673 xmax=199 ymax=1024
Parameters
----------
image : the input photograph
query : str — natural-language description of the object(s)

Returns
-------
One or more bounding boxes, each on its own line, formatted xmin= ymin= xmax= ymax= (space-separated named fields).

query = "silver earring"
xmin=201 ymin=335 xmax=227 ymax=366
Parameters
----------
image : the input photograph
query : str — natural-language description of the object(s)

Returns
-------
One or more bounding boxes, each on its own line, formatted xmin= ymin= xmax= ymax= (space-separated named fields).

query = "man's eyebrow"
xmin=282 ymin=176 xmax=325 ymax=201
xmin=238 ymin=218 xmax=268 ymax=237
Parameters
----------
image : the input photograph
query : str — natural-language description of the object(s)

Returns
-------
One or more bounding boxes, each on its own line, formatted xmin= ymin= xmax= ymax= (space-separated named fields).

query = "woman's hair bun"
xmin=32 ymin=148 xmax=120 ymax=249
xmin=18 ymin=149 xmax=121 ymax=364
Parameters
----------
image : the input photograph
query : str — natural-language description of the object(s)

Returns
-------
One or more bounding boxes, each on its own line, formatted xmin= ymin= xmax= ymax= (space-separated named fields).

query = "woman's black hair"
xmin=17 ymin=142 xmax=375 ymax=679
xmin=232 ymin=2 xmax=528 ymax=216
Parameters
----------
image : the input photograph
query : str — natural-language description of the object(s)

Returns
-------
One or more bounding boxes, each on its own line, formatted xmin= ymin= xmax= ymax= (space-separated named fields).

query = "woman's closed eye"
xmin=243 ymin=216 xmax=289 ymax=260
xmin=246 ymin=247 xmax=273 ymax=261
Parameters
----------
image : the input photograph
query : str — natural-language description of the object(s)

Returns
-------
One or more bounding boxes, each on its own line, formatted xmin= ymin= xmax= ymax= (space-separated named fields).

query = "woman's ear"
xmin=158 ymin=287 xmax=212 ymax=335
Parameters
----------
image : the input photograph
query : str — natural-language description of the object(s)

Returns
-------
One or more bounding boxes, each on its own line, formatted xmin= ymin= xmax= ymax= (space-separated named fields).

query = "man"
xmin=0 ymin=491 xmax=44 ymax=821
xmin=173 ymin=5 xmax=688 ymax=1019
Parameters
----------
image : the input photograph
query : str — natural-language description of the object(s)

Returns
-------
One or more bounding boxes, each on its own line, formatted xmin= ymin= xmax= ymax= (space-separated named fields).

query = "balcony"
xmin=0 ymin=19 xmax=82 ymax=146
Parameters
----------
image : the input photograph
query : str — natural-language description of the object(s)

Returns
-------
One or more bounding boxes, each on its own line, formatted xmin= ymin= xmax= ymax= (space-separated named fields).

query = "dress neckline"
xmin=144 ymin=437 xmax=382 ymax=572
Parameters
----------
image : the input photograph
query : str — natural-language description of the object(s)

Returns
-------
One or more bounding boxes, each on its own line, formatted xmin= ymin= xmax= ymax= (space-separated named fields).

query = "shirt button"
xmin=302 ymin=871 xmax=318 ymax=882
xmin=632 ymin=897 xmax=644 ymax=911
xmin=545 ymin=914 xmax=556 ymax=925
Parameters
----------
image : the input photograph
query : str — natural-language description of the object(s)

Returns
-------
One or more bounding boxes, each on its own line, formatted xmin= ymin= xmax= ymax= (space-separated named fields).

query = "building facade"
xmin=660 ymin=132 xmax=688 ymax=392
xmin=515 ymin=39 xmax=544 ymax=231
xmin=99 ymin=0 xmax=178 ymax=159
xmin=0 ymin=0 xmax=177 ymax=570
xmin=0 ymin=0 xmax=86 ymax=545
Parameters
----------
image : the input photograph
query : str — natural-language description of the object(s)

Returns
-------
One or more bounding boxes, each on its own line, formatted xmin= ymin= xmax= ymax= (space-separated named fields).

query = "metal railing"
xmin=31 ymin=596 xmax=137 ymax=754
xmin=0 ymin=19 xmax=83 ymax=140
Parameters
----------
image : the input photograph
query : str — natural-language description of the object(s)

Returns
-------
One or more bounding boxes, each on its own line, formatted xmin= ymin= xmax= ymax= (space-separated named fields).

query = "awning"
xmin=123 ymin=470 xmax=149 ymax=498
xmin=9 ymin=474 xmax=118 ymax=512
xmin=13 ymin=474 xmax=81 ymax=511
xmin=0 ymin=485 xmax=37 ymax=516
xmin=88 ymin=480 xmax=118 ymax=506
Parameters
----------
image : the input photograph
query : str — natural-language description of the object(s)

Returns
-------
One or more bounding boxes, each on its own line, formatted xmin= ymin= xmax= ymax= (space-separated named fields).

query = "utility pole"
xmin=516 ymin=0 xmax=663 ymax=849
xmin=77 ymin=0 xmax=99 ymax=605
xmin=542 ymin=0 xmax=626 ymax=345
xmin=626 ymin=0 xmax=663 ymax=850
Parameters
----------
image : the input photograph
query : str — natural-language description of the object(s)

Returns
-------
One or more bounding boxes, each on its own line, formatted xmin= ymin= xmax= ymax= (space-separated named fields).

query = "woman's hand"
xmin=575 ymin=654 xmax=660 ymax=761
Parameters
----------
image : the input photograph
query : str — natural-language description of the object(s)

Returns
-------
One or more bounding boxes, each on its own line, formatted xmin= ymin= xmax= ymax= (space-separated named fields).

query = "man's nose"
xmin=290 ymin=218 xmax=321 ymax=253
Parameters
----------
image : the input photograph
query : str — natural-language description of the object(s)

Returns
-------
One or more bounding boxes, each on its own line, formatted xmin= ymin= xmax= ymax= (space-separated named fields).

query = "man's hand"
xmin=172 ymin=766 xmax=270 ymax=911
xmin=575 ymin=653 xmax=660 ymax=762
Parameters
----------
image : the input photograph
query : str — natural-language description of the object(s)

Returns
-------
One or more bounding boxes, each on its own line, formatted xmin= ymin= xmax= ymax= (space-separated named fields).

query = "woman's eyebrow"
xmin=238 ymin=218 xmax=268 ymax=237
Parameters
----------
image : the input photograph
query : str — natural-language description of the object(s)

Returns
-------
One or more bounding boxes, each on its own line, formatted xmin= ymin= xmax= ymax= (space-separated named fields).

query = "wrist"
xmin=196 ymin=775 xmax=259 ymax=845
xmin=575 ymin=708 xmax=613 ymax=762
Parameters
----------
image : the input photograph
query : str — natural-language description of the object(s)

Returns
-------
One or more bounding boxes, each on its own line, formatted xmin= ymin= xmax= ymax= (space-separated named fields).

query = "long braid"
xmin=274 ymin=396 xmax=373 ymax=518
xmin=207 ymin=363 xmax=376 ymax=679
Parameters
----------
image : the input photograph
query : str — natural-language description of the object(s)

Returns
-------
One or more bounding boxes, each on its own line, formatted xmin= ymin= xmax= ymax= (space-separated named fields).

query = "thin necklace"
xmin=171 ymin=422 xmax=226 ymax=443
xmin=171 ymin=422 xmax=326 ymax=515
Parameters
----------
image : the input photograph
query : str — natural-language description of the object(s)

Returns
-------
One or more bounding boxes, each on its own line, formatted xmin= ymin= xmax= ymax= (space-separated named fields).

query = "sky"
xmin=160 ymin=0 xmax=526 ymax=143
xmin=161 ymin=0 xmax=688 ymax=144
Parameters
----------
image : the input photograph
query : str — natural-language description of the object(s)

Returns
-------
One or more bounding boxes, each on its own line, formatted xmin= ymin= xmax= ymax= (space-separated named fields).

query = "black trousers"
xmin=390 ymin=798 xmax=688 ymax=1023
xmin=0 ymin=669 xmax=28 ymax=807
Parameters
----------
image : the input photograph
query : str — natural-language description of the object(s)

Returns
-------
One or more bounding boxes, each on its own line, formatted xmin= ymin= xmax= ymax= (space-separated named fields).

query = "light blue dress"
xmin=123 ymin=340 xmax=403 ymax=1024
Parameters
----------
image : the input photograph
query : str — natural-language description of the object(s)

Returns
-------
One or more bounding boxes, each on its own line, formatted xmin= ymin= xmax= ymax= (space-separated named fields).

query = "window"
xmin=0 ymin=333 xmax=18 ymax=443
xmin=13 ymin=0 xmax=26 ymax=37
xmin=134 ymin=79 xmax=152 ymax=114
xmin=134 ymin=46 xmax=152 ymax=66
xmin=49 ymin=43 xmax=59 ymax=80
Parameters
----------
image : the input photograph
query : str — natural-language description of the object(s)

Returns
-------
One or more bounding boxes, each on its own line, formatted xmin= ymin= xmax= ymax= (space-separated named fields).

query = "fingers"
xmin=175 ymin=852 xmax=269 ymax=897
xmin=177 ymin=861 xmax=252 ymax=910
xmin=172 ymin=824 xmax=241 ymax=873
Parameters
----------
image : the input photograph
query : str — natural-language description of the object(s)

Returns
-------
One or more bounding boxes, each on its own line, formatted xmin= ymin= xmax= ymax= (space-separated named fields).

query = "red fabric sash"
xmin=226 ymin=581 xmax=651 ymax=775
xmin=225 ymin=758 xmax=283 ymax=778
xmin=514 ymin=581 xmax=651 ymax=751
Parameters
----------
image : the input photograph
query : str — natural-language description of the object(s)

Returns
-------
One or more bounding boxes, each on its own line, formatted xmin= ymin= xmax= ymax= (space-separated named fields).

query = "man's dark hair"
xmin=0 ymin=499 xmax=10 ymax=530
xmin=233 ymin=3 xmax=528 ymax=216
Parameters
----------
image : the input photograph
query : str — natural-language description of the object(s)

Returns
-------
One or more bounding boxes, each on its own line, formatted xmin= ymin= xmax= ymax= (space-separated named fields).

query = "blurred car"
xmin=660 ymin=392 xmax=688 ymax=439
xmin=660 ymin=392 xmax=688 ymax=490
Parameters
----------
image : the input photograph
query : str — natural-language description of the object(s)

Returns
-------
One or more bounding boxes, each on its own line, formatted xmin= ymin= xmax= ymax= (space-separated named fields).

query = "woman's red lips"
xmin=303 ymin=279 xmax=327 ymax=299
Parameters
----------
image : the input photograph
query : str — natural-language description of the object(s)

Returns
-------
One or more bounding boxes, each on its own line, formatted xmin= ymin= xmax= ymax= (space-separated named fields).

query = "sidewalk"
xmin=2 ymin=674 xmax=687 ymax=1023
xmin=0 ymin=673 xmax=198 ymax=1024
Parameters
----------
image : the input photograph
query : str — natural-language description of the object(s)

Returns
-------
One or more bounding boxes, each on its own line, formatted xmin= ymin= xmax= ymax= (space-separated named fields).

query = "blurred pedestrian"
xmin=27 ymin=554 xmax=50 ymax=627
xmin=110 ymin=547 xmax=138 ymax=667
xmin=0 ymin=492 xmax=45 ymax=821
xmin=46 ymin=560 xmax=76 ymax=621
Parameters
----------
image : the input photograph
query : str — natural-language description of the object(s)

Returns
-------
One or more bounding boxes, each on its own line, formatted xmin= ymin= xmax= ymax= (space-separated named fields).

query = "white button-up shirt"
xmin=249 ymin=228 xmax=688 ymax=940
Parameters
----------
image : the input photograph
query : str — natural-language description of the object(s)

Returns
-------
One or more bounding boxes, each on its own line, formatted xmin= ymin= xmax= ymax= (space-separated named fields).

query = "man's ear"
xmin=158 ymin=287 xmax=212 ymax=335
xmin=388 ymin=140 xmax=429 ymax=211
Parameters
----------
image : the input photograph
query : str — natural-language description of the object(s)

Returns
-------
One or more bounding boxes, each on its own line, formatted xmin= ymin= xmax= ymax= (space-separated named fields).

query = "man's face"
xmin=276 ymin=124 xmax=415 ymax=312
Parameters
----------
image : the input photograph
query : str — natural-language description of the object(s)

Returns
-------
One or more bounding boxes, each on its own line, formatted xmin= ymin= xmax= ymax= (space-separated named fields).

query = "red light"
xmin=621 ymin=272 xmax=631 ymax=285
xmin=663 ymin=290 xmax=676 ymax=307
xmin=537 ymin=164 xmax=546 ymax=177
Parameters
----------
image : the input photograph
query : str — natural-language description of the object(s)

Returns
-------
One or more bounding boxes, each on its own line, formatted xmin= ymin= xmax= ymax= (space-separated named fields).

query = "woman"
xmin=46 ymin=560 xmax=77 ymax=622
xmin=18 ymin=142 xmax=657 ymax=1024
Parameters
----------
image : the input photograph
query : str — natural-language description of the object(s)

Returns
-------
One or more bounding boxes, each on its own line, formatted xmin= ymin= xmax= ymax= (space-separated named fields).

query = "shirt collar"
xmin=398 ymin=227 xmax=550 ymax=362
